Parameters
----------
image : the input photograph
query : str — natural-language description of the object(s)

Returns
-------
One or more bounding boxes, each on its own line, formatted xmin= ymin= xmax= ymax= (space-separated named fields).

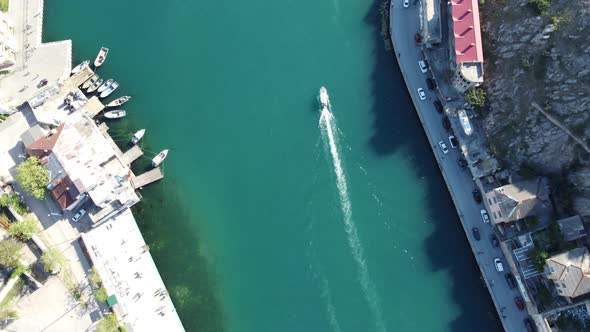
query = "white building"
xmin=0 ymin=11 xmax=16 ymax=71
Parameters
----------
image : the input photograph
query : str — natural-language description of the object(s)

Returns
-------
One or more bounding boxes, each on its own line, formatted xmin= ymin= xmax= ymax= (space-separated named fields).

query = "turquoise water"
xmin=45 ymin=1 xmax=501 ymax=331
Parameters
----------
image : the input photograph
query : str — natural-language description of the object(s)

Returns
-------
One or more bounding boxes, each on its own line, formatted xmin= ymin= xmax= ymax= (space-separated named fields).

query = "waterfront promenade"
xmin=388 ymin=2 xmax=530 ymax=331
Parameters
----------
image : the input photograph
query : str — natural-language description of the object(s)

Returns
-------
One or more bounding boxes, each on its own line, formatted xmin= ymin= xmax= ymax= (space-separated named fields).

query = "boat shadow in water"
xmin=364 ymin=1 xmax=501 ymax=331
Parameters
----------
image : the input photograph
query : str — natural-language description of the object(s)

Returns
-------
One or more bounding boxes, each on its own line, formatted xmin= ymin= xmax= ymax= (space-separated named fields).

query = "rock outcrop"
xmin=480 ymin=0 xmax=590 ymax=215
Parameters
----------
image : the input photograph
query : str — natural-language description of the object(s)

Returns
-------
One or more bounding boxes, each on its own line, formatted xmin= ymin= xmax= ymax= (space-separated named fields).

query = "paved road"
xmin=388 ymin=2 xmax=530 ymax=331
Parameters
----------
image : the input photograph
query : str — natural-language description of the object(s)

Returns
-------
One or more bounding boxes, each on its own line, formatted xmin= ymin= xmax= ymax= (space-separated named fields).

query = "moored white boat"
xmin=130 ymin=129 xmax=145 ymax=145
xmin=82 ymin=74 xmax=99 ymax=90
xmin=151 ymin=149 xmax=169 ymax=167
xmin=106 ymin=95 xmax=131 ymax=107
xmin=97 ymin=79 xmax=113 ymax=93
xmin=71 ymin=60 xmax=89 ymax=74
xmin=100 ymin=81 xmax=119 ymax=98
xmin=87 ymin=78 xmax=103 ymax=93
xmin=94 ymin=47 xmax=109 ymax=67
xmin=458 ymin=109 xmax=472 ymax=136
xmin=320 ymin=86 xmax=330 ymax=108
xmin=104 ymin=110 xmax=126 ymax=119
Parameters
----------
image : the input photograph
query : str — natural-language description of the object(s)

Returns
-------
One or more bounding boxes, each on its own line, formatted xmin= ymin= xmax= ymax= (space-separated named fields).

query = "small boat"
xmin=71 ymin=60 xmax=89 ymax=75
xmin=100 ymin=81 xmax=119 ymax=98
xmin=106 ymin=95 xmax=131 ymax=107
xmin=130 ymin=129 xmax=145 ymax=145
xmin=94 ymin=47 xmax=109 ymax=67
xmin=82 ymin=74 xmax=99 ymax=89
xmin=458 ymin=109 xmax=473 ymax=136
xmin=97 ymin=79 xmax=114 ymax=93
xmin=152 ymin=149 xmax=169 ymax=167
xmin=104 ymin=110 xmax=126 ymax=119
xmin=87 ymin=78 xmax=103 ymax=93
xmin=319 ymin=86 xmax=330 ymax=108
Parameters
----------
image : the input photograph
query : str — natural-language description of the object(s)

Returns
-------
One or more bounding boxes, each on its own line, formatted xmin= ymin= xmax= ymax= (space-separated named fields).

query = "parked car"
xmin=472 ymin=227 xmax=480 ymax=241
xmin=72 ymin=209 xmax=86 ymax=222
xmin=480 ymin=208 xmax=490 ymax=223
xmin=434 ymin=100 xmax=443 ymax=113
xmin=457 ymin=158 xmax=467 ymax=168
xmin=438 ymin=140 xmax=449 ymax=154
xmin=418 ymin=60 xmax=428 ymax=73
xmin=414 ymin=33 xmax=421 ymax=46
xmin=417 ymin=88 xmax=426 ymax=100
xmin=442 ymin=117 xmax=451 ymax=131
xmin=524 ymin=318 xmax=536 ymax=332
xmin=403 ymin=0 xmax=410 ymax=8
xmin=494 ymin=258 xmax=504 ymax=272
xmin=489 ymin=233 xmax=499 ymax=247
xmin=448 ymin=135 xmax=458 ymax=148
xmin=514 ymin=296 xmax=525 ymax=311
xmin=37 ymin=79 xmax=48 ymax=88
xmin=426 ymin=78 xmax=435 ymax=90
xmin=472 ymin=188 xmax=482 ymax=203
xmin=505 ymin=273 xmax=516 ymax=289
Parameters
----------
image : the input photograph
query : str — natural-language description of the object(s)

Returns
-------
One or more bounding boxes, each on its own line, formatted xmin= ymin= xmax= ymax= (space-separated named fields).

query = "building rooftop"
xmin=80 ymin=210 xmax=184 ymax=332
xmin=450 ymin=0 xmax=484 ymax=64
xmin=545 ymin=247 xmax=590 ymax=298
xmin=486 ymin=177 xmax=551 ymax=224
xmin=558 ymin=216 xmax=587 ymax=242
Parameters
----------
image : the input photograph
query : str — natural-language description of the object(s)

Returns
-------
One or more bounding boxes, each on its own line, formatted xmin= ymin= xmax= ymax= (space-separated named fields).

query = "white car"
xmin=494 ymin=258 xmax=504 ymax=272
xmin=403 ymin=0 xmax=410 ymax=7
xmin=72 ymin=209 xmax=86 ymax=222
xmin=418 ymin=60 xmax=428 ymax=73
xmin=438 ymin=140 xmax=449 ymax=154
xmin=417 ymin=88 xmax=426 ymax=100
xmin=480 ymin=209 xmax=490 ymax=223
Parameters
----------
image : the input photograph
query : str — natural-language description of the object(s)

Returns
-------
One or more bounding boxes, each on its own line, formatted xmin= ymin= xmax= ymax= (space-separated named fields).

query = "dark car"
xmin=457 ymin=158 xmax=467 ymax=168
xmin=472 ymin=188 xmax=482 ymax=203
xmin=472 ymin=227 xmax=481 ymax=241
xmin=514 ymin=296 xmax=525 ymax=311
xmin=414 ymin=33 xmax=421 ymax=45
xmin=442 ymin=117 xmax=451 ymax=131
xmin=490 ymin=233 xmax=499 ymax=247
xmin=426 ymin=78 xmax=435 ymax=90
xmin=37 ymin=79 xmax=48 ymax=88
xmin=434 ymin=100 xmax=443 ymax=113
xmin=524 ymin=318 xmax=536 ymax=332
xmin=505 ymin=273 xmax=516 ymax=289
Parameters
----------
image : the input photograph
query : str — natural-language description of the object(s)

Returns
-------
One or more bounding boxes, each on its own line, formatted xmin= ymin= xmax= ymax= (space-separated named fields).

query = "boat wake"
xmin=319 ymin=106 xmax=386 ymax=332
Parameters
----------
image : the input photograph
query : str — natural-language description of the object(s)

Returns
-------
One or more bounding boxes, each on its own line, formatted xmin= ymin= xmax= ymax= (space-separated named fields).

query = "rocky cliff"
xmin=479 ymin=0 xmax=590 ymax=215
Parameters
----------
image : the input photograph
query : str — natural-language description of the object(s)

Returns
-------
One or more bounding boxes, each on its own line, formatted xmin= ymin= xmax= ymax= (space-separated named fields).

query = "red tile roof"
xmin=25 ymin=124 xmax=65 ymax=159
xmin=451 ymin=0 xmax=484 ymax=64
xmin=50 ymin=176 xmax=80 ymax=210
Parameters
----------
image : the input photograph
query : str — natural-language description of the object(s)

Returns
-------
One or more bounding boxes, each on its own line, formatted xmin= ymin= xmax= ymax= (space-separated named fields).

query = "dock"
xmin=132 ymin=168 xmax=164 ymax=189
xmin=122 ymin=145 xmax=143 ymax=165
xmin=85 ymin=96 xmax=105 ymax=118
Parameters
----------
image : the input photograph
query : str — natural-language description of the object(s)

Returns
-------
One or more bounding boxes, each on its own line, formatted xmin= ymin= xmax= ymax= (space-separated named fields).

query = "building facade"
xmin=545 ymin=247 xmax=590 ymax=300
xmin=0 ymin=12 xmax=16 ymax=71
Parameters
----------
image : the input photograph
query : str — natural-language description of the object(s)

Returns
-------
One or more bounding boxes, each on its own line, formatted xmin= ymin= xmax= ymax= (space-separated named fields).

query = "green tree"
xmin=41 ymin=248 xmax=67 ymax=274
xmin=528 ymin=0 xmax=551 ymax=14
xmin=15 ymin=157 xmax=49 ymax=200
xmin=95 ymin=286 xmax=108 ymax=302
xmin=464 ymin=88 xmax=487 ymax=108
xmin=8 ymin=218 xmax=38 ymax=241
xmin=96 ymin=314 xmax=119 ymax=332
xmin=88 ymin=267 xmax=102 ymax=288
xmin=0 ymin=194 xmax=28 ymax=215
xmin=0 ymin=240 xmax=22 ymax=268
xmin=529 ymin=249 xmax=550 ymax=271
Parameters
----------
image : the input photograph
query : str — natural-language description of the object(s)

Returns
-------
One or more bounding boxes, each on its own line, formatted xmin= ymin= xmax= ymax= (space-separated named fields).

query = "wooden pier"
xmin=122 ymin=145 xmax=143 ymax=165
xmin=132 ymin=168 xmax=164 ymax=189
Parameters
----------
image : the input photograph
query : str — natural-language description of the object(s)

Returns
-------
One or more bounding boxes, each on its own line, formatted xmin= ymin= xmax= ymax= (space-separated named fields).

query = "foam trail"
xmin=319 ymin=106 xmax=386 ymax=332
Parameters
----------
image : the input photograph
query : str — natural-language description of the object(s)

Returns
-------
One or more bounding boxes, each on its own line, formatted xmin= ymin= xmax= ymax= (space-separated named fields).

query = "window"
xmin=493 ymin=197 xmax=497 ymax=204
xmin=562 ymin=283 xmax=566 ymax=288
xmin=488 ymin=199 xmax=492 ymax=205
xmin=493 ymin=212 xmax=497 ymax=219
xmin=550 ymin=267 xmax=555 ymax=273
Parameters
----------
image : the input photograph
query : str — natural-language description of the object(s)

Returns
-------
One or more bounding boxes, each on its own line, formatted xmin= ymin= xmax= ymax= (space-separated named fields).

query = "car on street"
xmin=457 ymin=158 xmax=467 ymax=168
xmin=505 ymin=273 xmax=517 ymax=289
xmin=403 ymin=0 xmax=410 ymax=8
xmin=442 ymin=116 xmax=451 ymax=131
xmin=72 ymin=209 xmax=86 ymax=222
xmin=426 ymin=78 xmax=435 ymax=90
xmin=418 ymin=60 xmax=428 ymax=73
xmin=472 ymin=188 xmax=482 ymax=203
xmin=480 ymin=208 xmax=490 ymax=223
xmin=494 ymin=258 xmax=504 ymax=272
xmin=414 ymin=33 xmax=421 ymax=45
xmin=524 ymin=318 xmax=536 ymax=332
xmin=438 ymin=140 xmax=449 ymax=154
xmin=37 ymin=79 xmax=48 ymax=89
xmin=448 ymin=135 xmax=458 ymax=148
xmin=514 ymin=296 xmax=525 ymax=311
xmin=417 ymin=88 xmax=426 ymax=100
xmin=490 ymin=233 xmax=499 ymax=247
xmin=472 ymin=227 xmax=480 ymax=241
xmin=434 ymin=100 xmax=443 ymax=113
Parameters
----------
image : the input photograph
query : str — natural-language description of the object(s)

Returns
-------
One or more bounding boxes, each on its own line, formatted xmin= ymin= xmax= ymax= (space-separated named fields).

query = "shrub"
xmin=41 ymin=248 xmax=67 ymax=274
xmin=0 ymin=194 xmax=28 ymax=216
xmin=8 ymin=218 xmax=38 ymax=241
xmin=464 ymin=88 xmax=487 ymax=108
xmin=97 ymin=314 xmax=119 ymax=332
xmin=528 ymin=0 xmax=551 ymax=14
xmin=0 ymin=240 xmax=22 ymax=268
xmin=95 ymin=286 xmax=108 ymax=303
xmin=529 ymin=249 xmax=549 ymax=271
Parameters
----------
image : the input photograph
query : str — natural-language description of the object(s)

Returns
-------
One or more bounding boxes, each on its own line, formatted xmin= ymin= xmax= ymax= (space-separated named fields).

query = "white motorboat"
xmin=97 ymin=79 xmax=113 ymax=93
xmin=151 ymin=149 xmax=169 ymax=167
xmin=71 ymin=60 xmax=89 ymax=74
xmin=130 ymin=129 xmax=145 ymax=145
xmin=94 ymin=47 xmax=109 ymax=67
xmin=82 ymin=74 xmax=99 ymax=90
xmin=100 ymin=81 xmax=119 ymax=98
xmin=319 ymin=86 xmax=330 ymax=108
xmin=106 ymin=95 xmax=131 ymax=107
xmin=87 ymin=78 xmax=103 ymax=93
xmin=104 ymin=110 xmax=126 ymax=119
xmin=458 ymin=109 xmax=473 ymax=136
